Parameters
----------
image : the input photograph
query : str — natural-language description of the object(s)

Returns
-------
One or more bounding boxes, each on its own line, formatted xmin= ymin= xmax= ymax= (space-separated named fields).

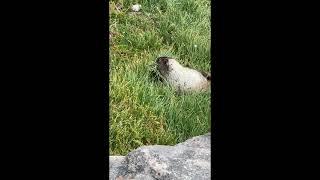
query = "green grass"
xmin=109 ymin=0 xmax=211 ymax=155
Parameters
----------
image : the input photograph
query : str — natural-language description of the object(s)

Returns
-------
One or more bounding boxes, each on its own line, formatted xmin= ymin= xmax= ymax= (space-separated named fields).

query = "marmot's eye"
xmin=164 ymin=59 xmax=168 ymax=64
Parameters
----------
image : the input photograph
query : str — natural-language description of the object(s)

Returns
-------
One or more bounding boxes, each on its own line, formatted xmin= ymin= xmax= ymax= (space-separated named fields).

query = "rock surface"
xmin=109 ymin=133 xmax=211 ymax=180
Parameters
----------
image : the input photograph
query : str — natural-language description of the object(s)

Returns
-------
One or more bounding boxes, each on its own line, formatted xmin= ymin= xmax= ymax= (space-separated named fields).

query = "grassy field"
xmin=109 ymin=0 xmax=211 ymax=155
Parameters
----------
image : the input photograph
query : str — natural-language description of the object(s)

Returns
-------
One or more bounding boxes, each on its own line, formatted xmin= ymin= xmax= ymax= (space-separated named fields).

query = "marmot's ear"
xmin=200 ymin=71 xmax=211 ymax=81
xmin=206 ymin=74 xmax=211 ymax=81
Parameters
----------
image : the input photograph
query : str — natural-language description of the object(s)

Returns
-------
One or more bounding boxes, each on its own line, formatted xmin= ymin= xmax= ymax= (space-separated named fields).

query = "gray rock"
xmin=109 ymin=156 xmax=127 ymax=179
xmin=109 ymin=133 xmax=211 ymax=180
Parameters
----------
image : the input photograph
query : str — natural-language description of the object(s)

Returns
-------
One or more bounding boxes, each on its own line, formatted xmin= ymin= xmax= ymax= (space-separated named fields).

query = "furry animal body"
xmin=156 ymin=57 xmax=211 ymax=92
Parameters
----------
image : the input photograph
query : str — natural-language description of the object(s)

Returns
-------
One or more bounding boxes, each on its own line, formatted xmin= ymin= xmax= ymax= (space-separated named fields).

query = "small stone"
xmin=131 ymin=4 xmax=141 ymax=12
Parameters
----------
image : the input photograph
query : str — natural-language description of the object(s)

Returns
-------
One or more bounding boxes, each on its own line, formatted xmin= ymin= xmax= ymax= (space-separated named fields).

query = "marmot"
xmin=156 ymin=56 xmax=211 ymax=92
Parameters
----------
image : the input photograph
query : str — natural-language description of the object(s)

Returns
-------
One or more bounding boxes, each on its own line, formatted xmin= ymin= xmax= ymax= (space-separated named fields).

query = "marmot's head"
xmin=156 ymin=57 xmax=183 ymax=77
